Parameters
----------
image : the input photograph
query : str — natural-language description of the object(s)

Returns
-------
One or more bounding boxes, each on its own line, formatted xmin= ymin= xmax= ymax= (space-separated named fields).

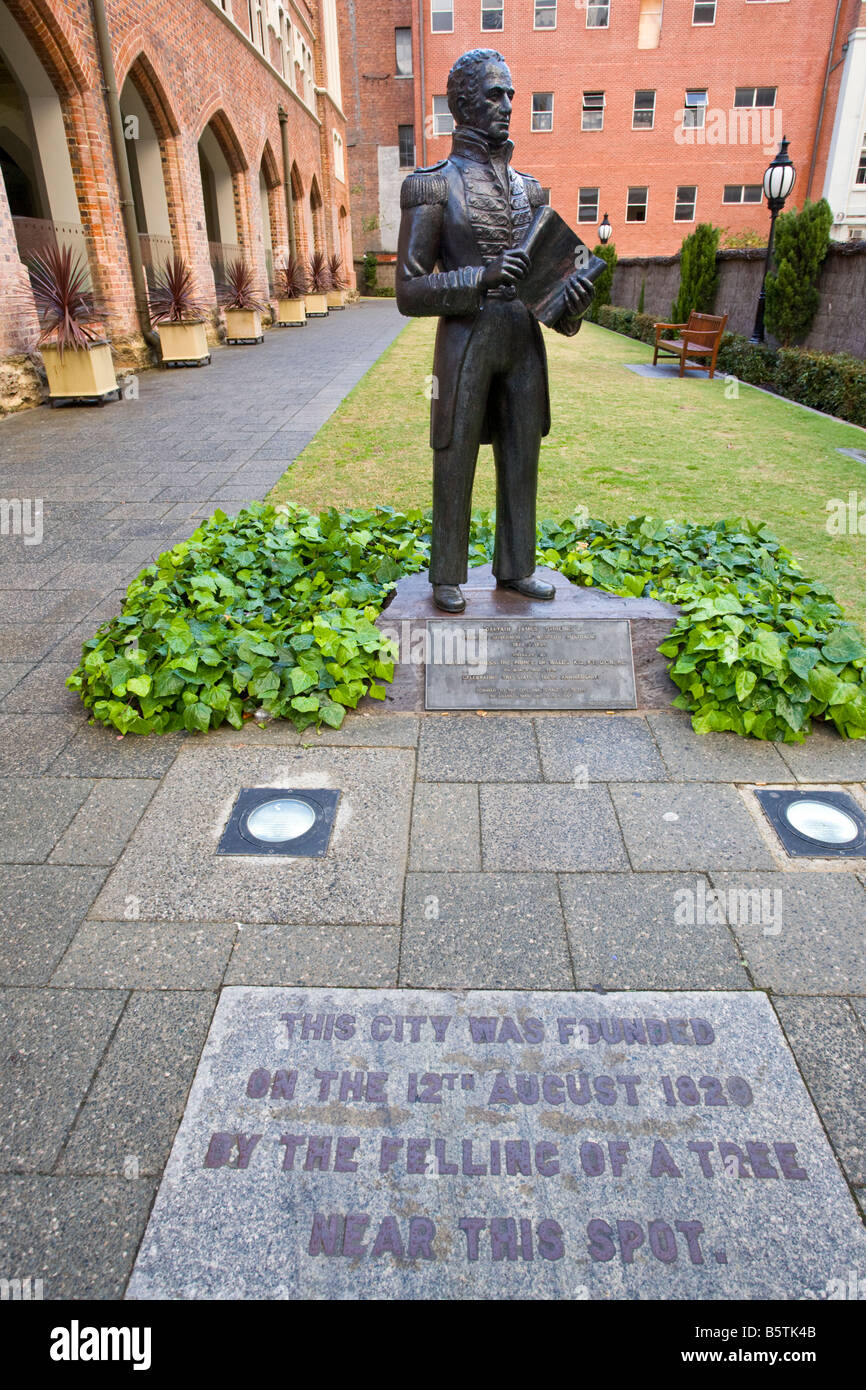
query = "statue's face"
xmin=467 ymin=60 xmax=514 ymax=146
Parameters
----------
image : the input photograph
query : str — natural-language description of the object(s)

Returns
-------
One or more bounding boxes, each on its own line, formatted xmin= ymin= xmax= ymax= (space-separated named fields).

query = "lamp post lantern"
xmin=750 ymin=137 xmax=796 ymax=345
xmin=598 ymin=213 xmax=612 ymax=245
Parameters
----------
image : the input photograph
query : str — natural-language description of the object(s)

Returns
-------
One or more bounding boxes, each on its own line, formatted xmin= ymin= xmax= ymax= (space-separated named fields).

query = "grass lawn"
xmin=269 ymin=316 xmax=866 ymax=629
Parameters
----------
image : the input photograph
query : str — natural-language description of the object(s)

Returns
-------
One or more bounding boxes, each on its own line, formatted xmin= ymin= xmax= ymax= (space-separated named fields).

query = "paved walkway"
xmin=1 ymin=298 xmax=865 ymax=1298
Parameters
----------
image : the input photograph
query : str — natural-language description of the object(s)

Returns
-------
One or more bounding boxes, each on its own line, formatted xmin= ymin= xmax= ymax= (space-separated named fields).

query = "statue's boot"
xmin=497 ymin=574 xmax=555 ymax=600
xmin=433 ymin=583 xmax=466 ymax=613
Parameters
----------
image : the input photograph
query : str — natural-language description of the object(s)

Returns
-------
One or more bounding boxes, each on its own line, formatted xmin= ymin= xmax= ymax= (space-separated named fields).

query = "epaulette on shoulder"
xmin=519 ymin=174 xmax=549 ymax=208
xmin=400 ymin=166 xmax=448 ymax=210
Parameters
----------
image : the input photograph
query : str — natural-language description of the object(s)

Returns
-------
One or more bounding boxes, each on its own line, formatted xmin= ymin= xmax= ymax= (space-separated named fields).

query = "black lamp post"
xmin=750 ymin=137 xmax=796 ymax=344
xmin=598 ymin=213 xmax=612 ymax=245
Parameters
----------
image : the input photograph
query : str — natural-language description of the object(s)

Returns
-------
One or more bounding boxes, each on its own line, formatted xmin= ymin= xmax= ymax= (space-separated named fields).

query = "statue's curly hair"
xmin=446 ymin=48 xmax=509 ymax=126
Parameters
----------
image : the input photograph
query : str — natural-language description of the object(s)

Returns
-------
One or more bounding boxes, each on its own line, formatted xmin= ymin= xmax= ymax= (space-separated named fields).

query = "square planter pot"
xmin=41 ymin=340 xmax=118 ymax=403
xmin=157 ymin=320 xmax=211 ymax=366
xmin=224 ymin=308 xmax=263 ymax=343
xmin=326 ymin=289 xmax=346 ymax=309
xmin=304 ymin=292 xmax=329 ymax=317
xmin=276 ymin=297 xmax=307 ymax=326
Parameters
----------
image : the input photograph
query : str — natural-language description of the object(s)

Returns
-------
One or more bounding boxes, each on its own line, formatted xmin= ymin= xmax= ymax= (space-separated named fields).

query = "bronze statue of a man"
xmin=396 ymin=48 xmax=595 ymax=613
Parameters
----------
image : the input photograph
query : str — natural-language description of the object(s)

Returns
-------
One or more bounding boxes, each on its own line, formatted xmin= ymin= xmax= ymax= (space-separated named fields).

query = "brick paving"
xmin=1 ymin=299 xmax=865 ymax=1298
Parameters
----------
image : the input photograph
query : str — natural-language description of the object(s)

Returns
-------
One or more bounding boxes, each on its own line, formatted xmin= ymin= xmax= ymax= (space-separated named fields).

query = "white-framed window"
xmin=626 ymin=186 xmax=648 ymax=222
xmin=395 ymin=27 xmax=412 ymax=76
xmin=586 ymin=1 xmax=610 ymax=26
xmin=582 ymin=90 xmax=605 ymax=131
xmin=532 ymin=92 xmax=554 ymax=131
xmin=535 ymin=0 xmax=557 ymax=27
xmin=333 ymin=131 xmax=345 ymax=183
xmin=857 ymin=141 xmax=866 ymax=186
xmin=482 ymin=0 xmax=504 ymax=28
xmin=734 ymin=86 xmax=777 ymax=108
xmin=431 ymin=0 xmax=453 ymax=33
xmin=433 ymin=95 xmax=454 ymax=136
xmin=723 ymin=184 xmax=764 ymax=203
xmin=578 ymin=187 xmax=599 ymax=222
xmin=693 ymin=1 xmax=716 ymax=23
xmin=399 ymin=125 xmax=415 ymax=168
xmin=683 ymin=89 xmax=708 ymax=129
xmin=633 ymin=89 xmax=656 ymax=129
xmin=675 ymin=185 xmax=697 ymax=221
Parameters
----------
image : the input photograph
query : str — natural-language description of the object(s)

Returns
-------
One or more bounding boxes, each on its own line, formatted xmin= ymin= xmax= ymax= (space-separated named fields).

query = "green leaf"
xmin=822 ymin=629 xmax=866 ymax=665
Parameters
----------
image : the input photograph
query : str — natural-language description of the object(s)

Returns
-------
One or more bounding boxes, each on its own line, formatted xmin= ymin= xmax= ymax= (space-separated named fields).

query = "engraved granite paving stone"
xmin=126 ymin=988 xmax=866 ymax=1300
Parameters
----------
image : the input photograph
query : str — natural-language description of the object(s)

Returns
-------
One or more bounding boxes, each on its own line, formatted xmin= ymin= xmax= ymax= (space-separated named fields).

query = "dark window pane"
xmin=398 ymin=125 xmax=415 ymax=168
xmin=395 ymin=27 xmax=412 ymax=76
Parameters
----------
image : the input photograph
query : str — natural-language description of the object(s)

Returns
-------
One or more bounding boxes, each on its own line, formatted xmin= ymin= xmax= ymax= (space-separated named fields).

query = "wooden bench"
xmin=652 ymin=311 xmax=728 ymax=379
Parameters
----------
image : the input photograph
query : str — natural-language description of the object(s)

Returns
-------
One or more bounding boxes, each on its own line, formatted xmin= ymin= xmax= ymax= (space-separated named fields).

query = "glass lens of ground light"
xmin=246 ymin=798 xmax=316 ymax=842
xmin=784 ymin=799 xmax=859 ymax=845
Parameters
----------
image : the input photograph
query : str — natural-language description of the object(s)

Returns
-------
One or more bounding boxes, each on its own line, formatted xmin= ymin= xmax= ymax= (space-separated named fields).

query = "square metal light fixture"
xmin=755 ymin=788 xmax=866 ymax=858
xmin=218 ymin=788 xmax=340 ymax=857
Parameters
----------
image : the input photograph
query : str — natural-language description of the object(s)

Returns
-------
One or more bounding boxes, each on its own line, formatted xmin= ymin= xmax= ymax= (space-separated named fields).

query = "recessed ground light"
xmin=218 ymin=788 xmax=339 ymax=857
xmin=755 ymin=788 xmax=866 ymax=858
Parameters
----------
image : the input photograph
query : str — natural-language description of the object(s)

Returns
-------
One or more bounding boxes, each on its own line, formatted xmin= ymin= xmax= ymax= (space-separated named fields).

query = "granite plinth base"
xmin=367 ymin=565 xmax=679 ymax=712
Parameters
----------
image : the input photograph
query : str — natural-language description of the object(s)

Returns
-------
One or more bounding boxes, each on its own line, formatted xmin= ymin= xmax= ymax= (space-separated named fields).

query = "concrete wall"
xmin=611 ymin=243 xmax=866 ymax=357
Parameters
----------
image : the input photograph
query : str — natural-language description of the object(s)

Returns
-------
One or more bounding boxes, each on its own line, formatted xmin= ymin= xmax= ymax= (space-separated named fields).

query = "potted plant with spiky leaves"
xmin=326 ymin=252 xmax=348 ymax=309
xmin=275 ymin=253 xmax=308 ymax=326
xmin=28 ymin=244 xmax=119 ymax=404
xmin=149 ymin=254 xmax=211 ymax=366
xmin=305 ymin=250 xmax=331 ymax=317
xmin=219 ymin=257 xmax=268 ymax=343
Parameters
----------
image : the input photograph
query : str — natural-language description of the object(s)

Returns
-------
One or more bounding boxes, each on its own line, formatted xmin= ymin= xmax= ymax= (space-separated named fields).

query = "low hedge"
xmin=596 ymin=305 xmax=866 ymax=428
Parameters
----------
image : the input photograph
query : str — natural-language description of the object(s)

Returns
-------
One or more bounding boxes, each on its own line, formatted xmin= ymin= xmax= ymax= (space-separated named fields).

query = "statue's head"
xmin=446 ymin=49 xmax=514 ymax=146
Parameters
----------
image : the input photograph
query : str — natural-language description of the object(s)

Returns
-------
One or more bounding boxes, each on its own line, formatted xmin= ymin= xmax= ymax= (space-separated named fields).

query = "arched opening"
xmin=119 ymin=73 xmax=173 ymax=286
xmin=258 ymin=140 xmax=280 ymax=291
xmin=289 ymin=161 xmax=305 ymax=259
xmin=197 ymin=112 xmax=246 ymax=283
xmin=309 ymin=173 xmax=324 ymax=254
xmin=0 ymin=0 xmax=87 ymax=269
xmin=338 ymin=204 xmax=351 ymax=282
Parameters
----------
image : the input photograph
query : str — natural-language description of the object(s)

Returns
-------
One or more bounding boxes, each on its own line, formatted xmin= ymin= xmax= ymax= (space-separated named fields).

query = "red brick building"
xmin=337 ymin=0 xmax=415 ymax=272
xmin=346 ymin=0 xmax=865 ymax=260
xmin=0 ymin=0 xmax=354 ymax=407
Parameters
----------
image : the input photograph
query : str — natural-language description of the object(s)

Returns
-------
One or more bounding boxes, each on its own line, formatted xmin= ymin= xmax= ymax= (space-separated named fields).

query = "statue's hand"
xmin=563 ymin=273 xmax=595 ymax=318
xmin=482 ymin=249 xmax=531 ymax=290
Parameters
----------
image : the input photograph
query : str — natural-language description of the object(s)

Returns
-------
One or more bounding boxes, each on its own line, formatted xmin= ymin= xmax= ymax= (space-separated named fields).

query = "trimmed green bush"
xmin=587 ymin=241 xmax=617 ymax=320
xmin=671 ymin=223 xmax=720 ymax=322
xmin=595 ymin=304 xmax=658 ymax=345
xmin=765 ymin=199 xmax=833 ymax=346
xmin=362 ymin=251 xmax=378 ymax=293
xmin=69 ymin=504 xmax=866 ymax=744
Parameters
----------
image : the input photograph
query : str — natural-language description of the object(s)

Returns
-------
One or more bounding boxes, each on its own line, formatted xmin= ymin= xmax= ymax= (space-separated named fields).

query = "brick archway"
xmin=120 ymin=52 xmax=189 ymax=264
xmin=2 ymin=0 xmax=138 ymax=337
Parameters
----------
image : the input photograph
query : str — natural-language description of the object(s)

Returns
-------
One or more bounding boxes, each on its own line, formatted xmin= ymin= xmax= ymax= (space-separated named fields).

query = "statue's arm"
xmin=395 ymin=174 xmax=485 ymax=318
